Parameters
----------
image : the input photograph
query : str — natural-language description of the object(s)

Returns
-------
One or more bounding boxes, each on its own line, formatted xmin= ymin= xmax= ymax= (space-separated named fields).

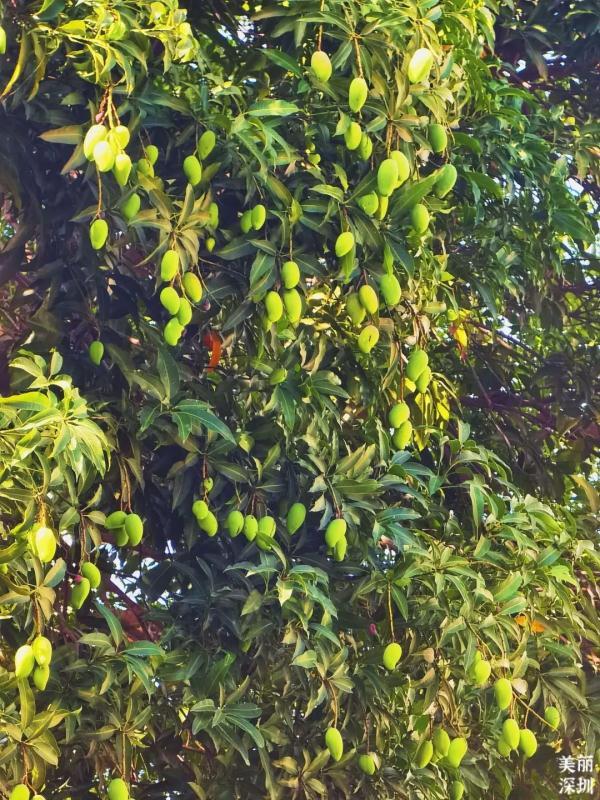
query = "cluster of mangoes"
xmin=388 ymin=400 xmax=413 ymax=450
xmin=28 ymin=524 xmax=57 ymax=563
xmin=324 ymin=727 xmax=381 ymax=777
xmin=496 ymin=718 xmax=538 ymax=759
xmin=14 ymin=635 xmax=52 ymax=690
xmin=70 ymin=561 xmax=102 ymax=611
xmin=9 ymin=786 xmax=45 ymax=800
xmin=241 ymin=203 xmax=267 ymax=234
xmin=324 ymin=518 xmax=348 ymax=561
xmin=404 ymin=347 xmax=432 ymax=395
xmin=416 ymin=729 xmax=468 ymax=770
xmin=104 ymin=510 xmax=144 ymax=546
xmin=159 ymin=250 xmax=204 ymax=346
xmin=263 ymin=260 xmax=303 ymax=325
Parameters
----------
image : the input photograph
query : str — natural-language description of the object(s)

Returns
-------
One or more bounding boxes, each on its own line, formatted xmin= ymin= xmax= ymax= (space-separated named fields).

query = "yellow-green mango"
xmin=344 ymin=122 xmax=362 ymax=151
xmin=358 ymin=754 xmax=376 ymax=775
xmin=125 ymin=513 xmax=143 ymax=545
xmin=376 ymin=194 xmax=388 ymax=220
xmin=382 ymin=642 xmax=402 ymax=670
xmin=206 ymin=237 xmax=216 ymax=252
xmin=265 ymin=291 xmax=283 ymax=322
xmin=325 ymin=518 xmax=347 ymax=548
xmin=472 ymin=659 xmax=491 ymax=685
xmin=406 ymin=348 xmax=428 ymax=381
xmin=145 ymin=144 xmax=159 ymax=165
xmin=433 ymin=728 xmax=450 ymax=758
xmin=408 ymin=48 xmax=434 ymax=83
xmin=349 ymin=76 xmax=368 ymax=112
xmin=113 ymin=152 xmax=132 ymax=186
xmin=357 ymin=192 xmax=379 ymax=216
xmin=502 ymin=718 xmax=520 ymax=750
xmin=258 ymin=516 xmax=276 ymax=537
xmin=84 ymin=124 xmax=107 ymax=160
xmin=203 ymin=477 xmax=214 ymax=492
xmin=136 ymin=158 xmax=154 ymax=177
xmin=93 ymin=140 xmax=116 ymax=172
xmin=429 ymin=123 xmax=447 ymax=153
xmin=71 ymin=578 xmax=91 ymax=610
xmin=283 ymin=289 xmax=302 ymax=324
xmin=325 ymin=727 xmax=343 ymax=761
xmin=411 ymin=203 xmax=430 ymax=234
xmin=32 ymin=636 xmax=52 ymax=666
xmin=107 ymin=778 xmax=129 ymax=800
xmin=415 ymin=740 xmax=433 ymax=768
xmin=544 ymin=706 xmax=560 ymax=730
xmin=164 ymin=318 xmax=184 ymax=347
xmin=383 ymin=242 xmax=394 ymax=273
xmin=9 ymin=785 xmax=30 ymax=800
xmin=81 ymin=561 xmax=101 ymax=589
xmin=183 ymin=155 xmax=202 ymax=186
xmin=252 ymin=204 xmax=267 ymax=230
xmin=105 ymin=510 xmax=127 ymax=529
xmin=346 ymin=293 xmax=366 ymax=325
xmin=358 ymin=133 xmax=373 ymax=160
xmin=380 ymin=274 xmax=401 ymax=306
xmin=392 ymin=420 xmax=413 ymax=449
xmin=450 ymin=780 xmax=465 ymax=800
xmin=160 ymin=249 xmax=179 ymax=281
xmin=160 ymin=286 xmax=181 ymax=315
xmin=209 ymin=202 xmax=219 ymax=229
xmin=390 ymin=150 xmax=410 ymax=186
xmin=121 ymin=193 xmax=141 ymax=221
xmin=281 ymin=260 xmax=300 ymax=289
xmin=240 ymin=210 xmax=253 ymax=233
xmin=33 ymin=664 xmax=50 ymax=691
xmin=199 ymin=510 xmax=218 ymax=537
xmin=89 ymin=341 xmax=104 ymax=366
xmin=435 ymin=163 xmax=458 ymax=198
xmin=334 ymin=536 xmax=347 ymax=561
xmin=415 ymin=365 xmax=432 ymax=393
xmin=311 ymin=50 xmax=332 ymax=82
xmin=177 ymin=297 xmax=193 ymax=326
xmin=335 ymin=231 xmax=354 ymax=257
xmin=446 ymin=737 xmax=468 ymax=768
xmin=182 ymin=272 xmax=202 ymax=303
xmin=0 ymin=26 xmax=6 ymax=55
xmin=389 ymin=401 xmax=410 ymax=428
xmin=112 ymin=125 xmax=131 ymax=149
xmin=286 ymin=502 xmax=306 ymax=534
xmin=198 ymin=130 xmax=216 ymax=160
xmin=114 ymin=528 xmax=129 ymax=546
xmin=32 ymin=796 xmax=47 ymax=800
xmin=192 ymin=500 xmax=209 ymax=520
xmin=377 ymin=159 xmax=399 ymax=197
xmin=497 ymin=736 xmax=512 ymax=757
xmin=243 ymin=514 xmax=258 ymax=541
xmin=519 ymin=729 xmax=537 ymax=759
xmin=15 ymin=644 xmax=35 ymax=678
xmin=494 ymin=677 xmax=513 ymax=710
xmin=358 ymin=324 xmax=379 ymax=353
xmin=90 ymin=218 xmax=109 ymax=250
xmin=226 ymin=510 xmax=244 ymax=537
xmin=34 ymin=526 xmax=56 ymax=563
xmin=358 ymin=284 xmax=378 ymax=315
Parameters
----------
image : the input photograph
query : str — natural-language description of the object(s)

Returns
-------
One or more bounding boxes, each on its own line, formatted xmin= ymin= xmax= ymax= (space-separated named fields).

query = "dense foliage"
xmin=0 ymin=0 xmax=598 ymax=798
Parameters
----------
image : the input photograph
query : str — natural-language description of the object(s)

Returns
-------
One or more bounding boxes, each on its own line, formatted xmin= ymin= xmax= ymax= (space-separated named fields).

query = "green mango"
xmin=107 ymin=778 xmax=129 ymax=800
xmin=240 ymin=210 xmax=253 ymax=233
xmin=198 ymin=130 xmax=216 ymax=160
xmin=358 ymin=133 xmax=373 ymax=160
xmin=160 ymin=286 xmax=181 ymax=315
xmin=145 ymin=144 xmax=159 ymax=165
xmin=357 ymin=324 xmax=379 ymax=353
xmin=114 ymin=528 xmax=129 ymax=546
xmin=325 ymin=727 xmax=344 ymax=761
xmin=380 ymin=273 xmax=402 ymax=306
xmin=446 ymin=737 xmax=468 ymax=768
xmin=334 ymin=536 xmax=347 ymax=561
xmin=518 ymin=729 xmax=537 ymax=758
xmin=497 ymin=736 xmax=512 ymax=757
xmin=449 ymin=780 xmax=465 ymax=800
xmin=389 ymin=401 xmax=410 ymax=428
xmin=269 ymin=367 xmax=287 ymax=385
xmin=281 ymin=260 xmax=300 ymax=289
xmin=344 ymin=121 xmax=362 ymax=151
xmin=286 ymin=502 xmax=306 ymax=534
xmin=325 ymin=518 xmax=347 ymax=548
xmin=311 ymin=50 xmax=332 ymax=82
xmin=33 ymin=664 xmax=50 ymax=691
xmin=494 ymin=677 xmax=513 ymax=710
xmin=121 ymin=192 xmax=141 ymax=221
xmin=192 ymin=500 xmax=209 ymax=520
xmin=93 ymin=140 xmax=116 ymax=172
xmin=226 ymin=510 xmax=245 ymax=537
xmin=32 ymin=796 xmax=47 ymax=800
xmin=348 ymin=76 xmax=368 ymax=112
xmin=376 ymin=194 xmax=388 ymax=220
xmin=411 ymin=203 xmax=430 ymax=234
xmin=265 ymin=291 xmax=284 ymax=322
xmin=0 ymin=25 xmax=5 ymax=55
xmin=432 ymin=728 xmax=450 ymax=757
xmin=83 ymin=124 xmax=107 ymax=160
xmin=392 ymin=420 xmax=413 ymax=449
xmin=81 ymin=561 xmax=101 ymax=589
xmin=252 ymin=204 xmax=267 ymax=230
xmin=90 ymin=219 xmax=109 ymax=250
xmin=435 ymin=163 xmax=458 ymax=198
xmin=389 ymin=150 xmax=410 ymax=186
xmin=406 ymin=348 xmax=428 ymax=381
xmin=415 ymin=365 xmax=432 ymax=393
xmin=358 ymin=754 xmax=376 ymax=775
xmin=258 ymin=516 xmax=276 ymax=537
xmin=206 ymin=237 xmax=216 ymax=252
xmin=137 ymin=157 xmax=154 ymax=177
xmin=34 ymin=526 xmax=56 ymax=563
xmin=182 ymin=272 xmax=203 ymax=303
xmin=177 ymin=297 xmax=193 ymax=326
xmin=199 ymin=510 xmax=218 ymax=537
xmin=111 ymin=125 xmax=130 ymax=149
xmin=346 ymin=293 xmax=366 ymax=325
xmin=209 ymin=202 xmax=219 ymax=228
xmin=88 ymin=340 xmax=104 ymax=366
xmin=203 ymin=477 xmax=214 ymax=492
xmin=544 ymin=706 xmax=560 ymax=730
xmin=243 ymin=515 xmax=258 ymax=541
xmin=358 ymin=284 xmax=379 ymax=315
xmin=336 ymin=231 xmax=355 ymax=258
xmin=415 ymin=739 xmax=433 ymax=768
xmin=71 ymin=578 xmax=91 ymax=610
xmin=408 ymin=47 xmax=434 ymax=83
xmin=382 ymin=642 xmax=402 ymax=670
xmin=283 ymin=289 xmax=303 ymax=324
xmin=164 ymin=318 xmax=184 ymax=346
xmin=15 ymin=644 xmax=35 ymax=678
xmin=357 ymin=192 xmax=379 ymax=216
xmin=183 ymin=155 xmax=202 ymax=185
xmin=383 ymin=242 xmax=394 ymax=273
xmin=105 ymin=510 xmax=127 ymax=529
xmin=472 ymin=659 xmax=491 ymax=685
xmin=113 ymin=152 xmax=132 ymax=186
xmin=377 ymin=159 xmax=399 ymax=197
xmin=502 ymin=718 xmax=520 ymax=750
xmin=32 ymin=635 xmax=52 ymax=666
xmin=125 ymin=513 xmax=144 ymax=545
xmin=9 ymin=785 xmax=30 ymax=800
xmin=429 ymin=123 xmax=448 ymax=153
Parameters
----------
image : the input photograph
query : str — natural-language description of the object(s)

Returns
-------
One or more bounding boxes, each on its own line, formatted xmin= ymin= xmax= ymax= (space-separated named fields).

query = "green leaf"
xmin=172 ymin=400 xmax=236 ymax=444
xmin=247 ymin=100 xmax=300 ymax=117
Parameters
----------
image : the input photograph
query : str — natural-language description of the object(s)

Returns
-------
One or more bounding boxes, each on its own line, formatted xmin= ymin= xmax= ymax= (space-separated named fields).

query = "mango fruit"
xmin=519 ymin=729 xmax=537 ymax=758
xmin=358 ymin=133 xmax=373 ymax=160
xmin=358 ymin=754 xmax=376 ymax=775
xmin=334 ymin=537 xmax=347 ymax=561
xmin=34 ymin=526 xmax=56 ymax=563
xmin=183 ymin=155 xmax=202 ymax=186
xmin=325 ymin=727 xmax=344 ymax=762
xmin=497 ymin=736 xmax=512 ymax=757
xmin=416 ymin=366 xmax=432 ymax=394
xmin=494 ymin=677 xmax=513 ymax=710
xmin=145 ymin=144 xmax=159 ymax=165
xmin=446 ymin=737 xmax=468 ymax=768
xmin=311 ymin=50 xmax=332 ymax=82
xmin=348 ymin=76 xmax=368 ymax=112
xmin=226 ymin=510 xmax=245 ymax=537
xmin=160 ymin=287 xmax=181 ymax=315
xmin=177 ymin=297 xmax=193 ymax=326
xmin=502 ymin=718 xmax=520 ymax=750
xmin=411 ymin=203 xmax=430 ymax=234
xmin=209 ymin=202 xmax=219 ymax=228
xmin=429 ymin=123 xmax=448 ymax=153
xmin=376 ymin=194 xmax=388 ymax=220
xmin=252 ymin=204 xmax=267 ymax=230
xmin=199 ymin=511 xmax=218 ymax=537
xmin=265 ymin=291 xmax=283 ymax=322
xmin=159 ymin=250 xmax=179 ymax=283
xmin=406 ymin=348 xmax=428 ymax=381
xmin=125 ymin=513 xmax=144 ymax=545
xmin=89 ymin=341 xmax=104 ymax=366
xmin=71 ymin=578 xmax=91 ymax=610
xmin=389 ymin=401 xmax=410 ymax=428
xmin=432 ymin=728 xmax=450 ymax=758
xmin=203 ymin=477 xmax=214 ymax=492
xmin=358 ymin=324 xmax=379 ymax=353
xmin=390 ymin=150 xmax=410 ymax=186
xmin=380 ymin=274 xmax=401 ymax=306
xmin=32 ymin=796 xmax=47 ymax=800
xmin=472 ymin=659 xmax=491 ymax=685
xmin=258 ymin=516 xmax=276 ymax=538
xmin=114 ymin=528 xmax=129 ymax=546
xmin=164 ymin=318 xmax=184 ymax=346
xmin=15 ymin=644 xmax=35 ymax=678
xmin=33 ymin=664 xmax=50 ymax=691
xmin=182 ymin=272 xmax=202 ymax=303
xmin=281 ymin=260 xmax=300 ymax=289
xmin=206 ymin=237 xmax=216 ymax=252
xmin=93 ymin=140 xmax=116 ymax=172
xmin=435 ymin=163 xmax=458 ymax=198
xmin=192 ymin=500 xmax=209 ymax=520
xmin=84 ymin=124 xmax=107 ymax=160
xmin=105 ymin=510 xmax=127 ymax=529
xmin=198 ymin=130 xmax=216 ymax=160
xmin=240 ymin=210 xmax=252 ymax=233
xmin=383 ymin=242 xmax=394 ymax=273
xmin=544 ymin=706 xmax=560 ymax=730
xmin=0 ymin=25 xmax=5 ymax=55
xmin=90 ymin=218 xmax=109 ymax=250
xmin=377 ymin=159 xmax=399 ymax=197
xmin=287 ymin=502 xmax=306 ymax=534
xmin=450 ymin=780 xmax=465 ymax=800
xmin=357 ymin=192 xmax=379 ymax=216
xmin=346 ymin=293 xmax=366 ymax=325
xmin=408 ymin=48 xmax=434 ymax=83
xmin=325 ymin=518 xmax=347 ymax=548
xmin=382 ymin=642 xmax=402 ymax=670
xmin=283 ymin=289 xmax=302 ymax=324
xmin=113 ymin=152 xmax=132 ymax=186
xmin=344 ymin=121 xmax=362 ymax=151
xmin=110 ymin=125 xmax=130 ymax=150
xmin=9 ymin=786 xmax=30 ymax=800
xmin=415 ymin=739 xmax=433 ymax=768
xmin=107 ymin=778 xmax=129 ymax=800
xmin=32 ymin=635 xmax=52 ymax=666
xmin=81 ymin=561 xmax=101 ymax=589
xmin=335 ymin=231 xmax=354 ymax=258
xmin=121 ymin=192 xmax=141 ymax=221
xmin=392 ymin=420 xmax=413 ymax=449
xmin=243 ymin=514 xmax=258 ymax=541
xmin=358 ymin=285 xmax=378 ymax=315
